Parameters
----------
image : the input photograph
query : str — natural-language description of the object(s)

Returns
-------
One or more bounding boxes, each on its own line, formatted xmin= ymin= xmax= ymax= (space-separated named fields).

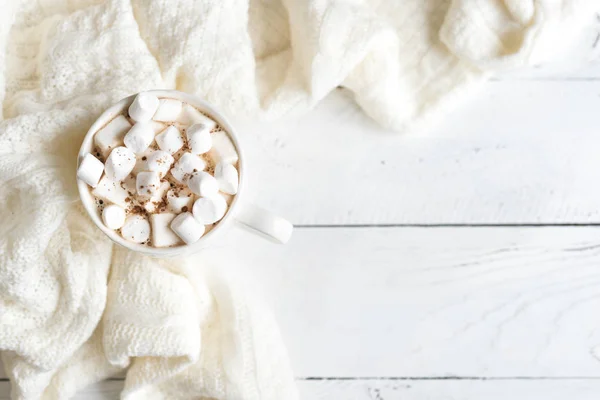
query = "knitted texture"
xmin=0 ymin=0 xmax=597 ymax=399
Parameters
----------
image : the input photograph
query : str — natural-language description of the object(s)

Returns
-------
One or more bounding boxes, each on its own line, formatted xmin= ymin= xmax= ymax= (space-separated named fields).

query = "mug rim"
xmin=76 ymin=90 xmax=245 ymax=257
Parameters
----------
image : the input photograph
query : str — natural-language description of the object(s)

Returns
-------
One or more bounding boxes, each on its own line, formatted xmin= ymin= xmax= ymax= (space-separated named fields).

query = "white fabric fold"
xmin=0 ymin=0 xmax=597 ymax=399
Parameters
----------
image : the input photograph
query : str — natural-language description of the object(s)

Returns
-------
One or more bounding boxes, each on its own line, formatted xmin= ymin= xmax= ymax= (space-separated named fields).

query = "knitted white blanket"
xmin=0 ymin=1 xmax=596 ymax=399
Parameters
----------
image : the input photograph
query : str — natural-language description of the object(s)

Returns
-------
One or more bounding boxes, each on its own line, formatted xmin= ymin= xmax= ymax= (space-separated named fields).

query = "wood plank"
xmin=299 ymin=379 xmax=600 ymax=400
xmin=4 ymin=379 xmax=600 ymax=400
xmin=3 ymin=227 xmax=600 ymax=379
xmin=212 ymin=226 xmax=600 ymax=377
xmin=240 ymin=81 xmax=600 ymax=224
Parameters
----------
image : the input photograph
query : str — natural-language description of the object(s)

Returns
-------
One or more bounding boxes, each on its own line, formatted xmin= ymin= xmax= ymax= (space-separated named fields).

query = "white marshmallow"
xmin=166 ymin=188 xmax=194 ymax=213
xmin=124 ymin=122 xmax=155 ymax=154
xmin=155 ymin=125 xmax=184 ymax=154
xmin=150 ymin=120 xmax=167 ymax=134
xmin=192 ymin=195 xmax=228 ymax=225
xmin=102 ymin=204 xmax=126 ymax=230
xmin=153 ymin=99 xmax=183 ymax=121
xmin=131 ymin=149 xmax=152 ymax=175
xmin=92 ymin=176 xmax=130 ymax=208
xmin=178 ymin=104 xmax=217 ymax=128
xmin=150 ymin=213 xmax=182 ymax=247
xmin=77 ymin=153 xmax=104 ymax=188
xmin=143 ymin=181 xmax=170 ymax=213
xmin=136 ymin=171 xmax=161 ymax=197
xmin=104 ymin=146 xmax=136 ymax=181
xmin=188 ymin=171 xmax=219 ymax=197
xmin=170 ymin=212 xmax=205 ymax=244
xmin=94 ymin=115 xmax=131 ymax=157
xmin=122 ymin=174 xmax=137 ymax=196
xmin=121 ymin=215 xmax=150 ymax=244
xmin=170 ymin=152 xmax=206 ymax=183
xmin=128 ymin=93 xmax=159 ymax=122
xmin=187 ymin=123 xmax=212 ymax=154
xmin=214 ymin=162 xmax=239 ymax=195
xmin=209 ymin=131 xmax=239 ymax=165
xmin=145 ymin=150 xmax=174 ymax=178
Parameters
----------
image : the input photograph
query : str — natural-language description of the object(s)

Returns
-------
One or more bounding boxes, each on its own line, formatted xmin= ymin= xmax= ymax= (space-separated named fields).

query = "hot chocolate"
xmin=77 ymin=92 xmax=240 ymax=247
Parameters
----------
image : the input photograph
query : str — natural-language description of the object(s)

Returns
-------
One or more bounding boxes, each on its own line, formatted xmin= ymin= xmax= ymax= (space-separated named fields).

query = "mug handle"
xmin=235 ymin=203 xmax=293 ymax=244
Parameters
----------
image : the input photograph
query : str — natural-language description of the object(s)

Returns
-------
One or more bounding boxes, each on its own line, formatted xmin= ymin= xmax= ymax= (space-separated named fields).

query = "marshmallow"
xmin=102 ymin=204 xmax=126 ymax=230
xmin=121 ymin=215 xmax=151 ymax=244
xmin=153 ymin=99 xmax=183 ymax=121
xmin=187 ymin=123 xmax=212 ymax=154
xmin=131 ymin=149 xmax=152 ymax=175
xmin=170 ymin=212 xmax=205 ymax=244
xmin=104 ymin=146 xmax=136 ymax=181
xmin=166 ymin=188 xmax=194 ymax=213
xmin=128 ymin=93 xmax=159 ymax=122
xmin=188 ymin=171 xmax=219 ymax=197
xmin=136 ymin=171 xmax=161 ymax=197
xmin=155 ymin=125 xmax=184 ymax=154
xmin=150 ymin=213 xmax=182 ymax=247
xmin=124 ymin=122 xmax=155 ymax=154
xmin=77 ymin=153 xmax=104 ymax=188
xmin=170 ymin=152 xmax=206 ymax=183
xmin=94 ymin=115 xmax=132 ymax=157
xmin=150 ymin=120 xmax=168 ymax=134
xmin=178 ymin=104 xmax=217 ymax=127
xmin=192 ymin=195 xmax=228 ymax=225
xmin=92 ymin=176 xmax=130 ymax=208
xmin=214 ymin=162 xmax=239 ymax=195
xmin=122 ymin=174 xmax=137 ymax=196
xmin=143 ymin=181 xmax=170 ymax=213
xmin=145 ymin=150 xmax=174 ymax=178
xmin=209 ymin=131 xmax=239 ymax=165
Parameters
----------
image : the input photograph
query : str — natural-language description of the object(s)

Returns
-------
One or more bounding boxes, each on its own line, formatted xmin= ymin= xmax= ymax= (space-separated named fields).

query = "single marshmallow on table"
xmin=124 ymin=122 xmax=155 ymax=154
xmin=214 ymin=162 xmax=238 ymax=195
xmin=187 ymin=123 xmax=213 ymax=154
xmin=166 ymin=188 xmax=194 ymax=213
xmin=188 ymin=171 xmax=219 ymax=197
xmin=155 ymin=125 xmax=184 ymax=154
xmin=209 ymin=131 xmax=239 ymax=165
xmin=192 ymin=194 xmax=228 ymax=225
xmin=178 ymin=104 xmax=216 ymax=127
xmin=143 ymin=181 xmax=171 ymax=213
xmin=150 ymin=213 xmax=182 ymax=247
xmin=128 ymin=93 xmax=159 ymax=122
xmin=92 ymin=176 xmax=130 ymax=208
xmin=136 ymin=171 xmax=161 ymax=197
xmin=121 ymin=215 xmax=150 ymax=243
xmin=94 ymin=115 xmax=131 ymax=157
xmin=171 ymin=152 xmax=206 ymax=183
xmin=170 ymin=212 xmax=205 ymax=244
xmin=145 ymin=150 xmax=174 ymax=178
xmin=153 ymin=99 xmax=183 ymax=121
xmin=77 ymin=153 xmax=104 ymax=187
xmin=104 ymin=146 xmax=136 ymax=181
xmin=102 ymin=204 xmax=126 ymax=230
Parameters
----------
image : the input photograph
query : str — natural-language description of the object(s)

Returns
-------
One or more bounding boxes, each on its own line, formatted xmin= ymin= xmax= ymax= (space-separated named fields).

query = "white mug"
xmin=77 ymin=90 xmax=293 ymax=257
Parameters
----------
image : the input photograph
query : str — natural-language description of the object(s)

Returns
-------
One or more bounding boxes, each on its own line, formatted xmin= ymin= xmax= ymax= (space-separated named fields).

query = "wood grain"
xmin=240 ymin=80 xmax=600 ymax=225
xmin=3 ymin=227 xmax=600 ymax=382
xmin=3 ymin=379 xmax=600 ymax=400
xmin=225 ymin=226 xmax=600 ymax=377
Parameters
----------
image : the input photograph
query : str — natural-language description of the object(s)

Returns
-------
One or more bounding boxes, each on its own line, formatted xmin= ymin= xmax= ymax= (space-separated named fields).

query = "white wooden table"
xmin=4 ymin=43 xmax=600 ymax=400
